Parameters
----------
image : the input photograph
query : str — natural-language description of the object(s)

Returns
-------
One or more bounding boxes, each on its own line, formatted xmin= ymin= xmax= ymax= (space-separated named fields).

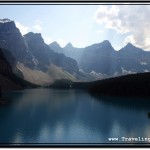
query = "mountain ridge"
xmin=1 ymin=18 xmax=150 ymax=85
xmin=0 ymin=19 xmax=80 ymax=85
xmin=50 ymin=39 xmax=150 ymax=77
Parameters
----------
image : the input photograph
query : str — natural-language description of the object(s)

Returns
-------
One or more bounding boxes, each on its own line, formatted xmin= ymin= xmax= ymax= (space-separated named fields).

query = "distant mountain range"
xmin=50 ymin=40 xmax=150 ymax=77
xmin=1 ymin=18 xmax=150 ymax=90
xmin=49 ymin=42 xmax=84 ymax=64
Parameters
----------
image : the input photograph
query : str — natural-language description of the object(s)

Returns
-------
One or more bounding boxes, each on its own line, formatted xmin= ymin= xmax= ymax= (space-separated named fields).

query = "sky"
xmin=0 ymin=4 xmax=149 ymax=50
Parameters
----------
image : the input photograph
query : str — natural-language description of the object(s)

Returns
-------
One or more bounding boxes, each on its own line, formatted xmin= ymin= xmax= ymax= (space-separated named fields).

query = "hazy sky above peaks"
xmin=0 ymin=4 xmax=149 ymax=50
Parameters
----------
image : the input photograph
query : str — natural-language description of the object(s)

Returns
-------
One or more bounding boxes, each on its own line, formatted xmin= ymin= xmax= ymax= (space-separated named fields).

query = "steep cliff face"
xmin=24 ymin=32 xmax=79 ymax=75
xmin=79 ymin=41 xmax=150 ymax=76
xmin=0 ymin=48 xmax=22 ymax=91
xmin=63 ymin=43 xmax=84 ymax=63
xmin=0 ymin=19 xmax=80 ymax=85
xmin=57 ymin=40 xmax=150 ymax=77
xmin=49 ymin=41 xmax=63 ymax=54
xmin=0 ymin=19 xmax=36 ymax=69
xmin=116 ymin=43 xmax=150 ymax=75
xmin=79 ymin=40 xmax=117 ymax=75
xmin=0 ymin=47 xmax=36 ymax=91
xmin=0 ymin=48 xmax=12 ymax=76
xmin=24 ymin=32 xmax=51 ymax=72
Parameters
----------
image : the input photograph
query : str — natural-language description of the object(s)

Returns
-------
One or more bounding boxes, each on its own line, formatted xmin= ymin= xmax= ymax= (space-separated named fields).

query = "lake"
xmin=0 ymin=88 xmax=150 ymax=146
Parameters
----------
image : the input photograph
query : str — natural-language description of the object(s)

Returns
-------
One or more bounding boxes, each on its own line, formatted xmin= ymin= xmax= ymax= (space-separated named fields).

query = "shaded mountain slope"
xmin=24 ymin=32 xmax=79 ymax=76
xmin=0 ymin=18 xmax=37 ymax=69
xmin=79 ymin=40 xmax=116 ymax=74
xmin=51 ymin=40 xmax=150 ymax=78
xmin=79 ymin=41 xmax=150 ymax=76
xmin=0 ymin=19 xmax=80 ymax=86
xmin=0 ymin=48 xmax=37 ymax=91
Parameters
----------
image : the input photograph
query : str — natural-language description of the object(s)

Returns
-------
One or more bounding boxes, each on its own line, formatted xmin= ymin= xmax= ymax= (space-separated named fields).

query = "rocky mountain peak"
xmin=64 ymin=42 xmax=74 ymax=49
xmin=120 ymin=42 xmax=143 ymax=53
xmin=0 ymin=18 xmax=17 ymax=32
xmin=101 ymin=40 xmax=111 ymax=46
xmin=24 ymin=32 xmax=42 ymax=38
xmin=49 ymin=41 xmax=63 ymax=53
xmin=24 ymin=32 xmax=45 ymax=44
xmin=0 ymin=19 xmax=36 ymax=69
xmin=126 ymin=42 xmax=134 ymax=48
xmin=0 ymin=18 xmax=12 ymax=23
xmin=49 ymin=41 xmax=61 ymax=47
xmin=99 ymin=40 xmax=114 ymax=51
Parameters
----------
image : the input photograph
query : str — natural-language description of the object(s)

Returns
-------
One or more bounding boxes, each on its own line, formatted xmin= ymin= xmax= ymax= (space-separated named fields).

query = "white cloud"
xmin=94 ymin=5 xmax=150 ymax=50
xmin=34 ymin=19 xmax=42 ymax=24
xmin=124 ymin=35 xmax=136 ymax=45
xmin=33 ymin=24 xmax=42 ymax=31
xmin=32 ymin=19 xmax=43 ymax=32
xmin=15 ymin=22 xmax=30 ymax=35
xmin=97 ymin=29 xmax=104 ymax=33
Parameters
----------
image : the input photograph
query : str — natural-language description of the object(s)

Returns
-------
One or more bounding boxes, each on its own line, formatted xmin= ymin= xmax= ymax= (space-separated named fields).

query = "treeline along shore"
xmin=49 ymin=72 xmax=150 ymax=98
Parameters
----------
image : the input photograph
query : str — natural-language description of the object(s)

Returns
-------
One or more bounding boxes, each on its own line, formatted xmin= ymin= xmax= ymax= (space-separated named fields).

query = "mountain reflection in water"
xmin=0 ymin=88 xmax=150 ymax=145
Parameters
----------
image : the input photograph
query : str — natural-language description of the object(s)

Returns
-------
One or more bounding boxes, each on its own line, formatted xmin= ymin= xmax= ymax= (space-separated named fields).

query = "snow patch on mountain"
xmin=90 ymin=70 xmax=105 ymax=76
xmin=144 ymin=69 xmax=149 ymax=72
xmin=121 ymin=67 xmax=136 ymax=74
xmin=140 ymin=62 xmax=147 ymax=65
xmin=0 ymin=19 xmax=12 ymax=23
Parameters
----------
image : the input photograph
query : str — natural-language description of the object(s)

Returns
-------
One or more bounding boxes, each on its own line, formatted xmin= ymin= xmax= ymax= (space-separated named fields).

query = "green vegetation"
xmin=49 ymin=79 xmax=73 ymax=89
xmin=88 ymin=72 xmax=150 ymax=97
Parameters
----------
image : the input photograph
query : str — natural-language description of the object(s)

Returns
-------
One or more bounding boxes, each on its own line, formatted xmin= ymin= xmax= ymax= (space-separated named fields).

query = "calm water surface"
xmin=0 ymin=88 xmax=150 ymax=145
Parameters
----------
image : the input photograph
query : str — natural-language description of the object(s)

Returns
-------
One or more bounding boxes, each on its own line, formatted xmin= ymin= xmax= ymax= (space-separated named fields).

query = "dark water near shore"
xmin=0 ymin=88 xmax=150 ymax=146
